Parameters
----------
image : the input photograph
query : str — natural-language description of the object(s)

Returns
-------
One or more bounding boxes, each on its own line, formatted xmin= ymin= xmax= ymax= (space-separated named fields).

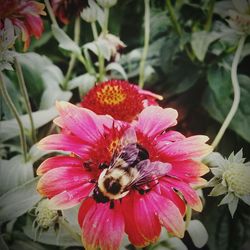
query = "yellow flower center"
xmin=96 ymin=85 xmax=126 ymax=105
xmin=223 ymin=166 xmax=250 ymax=196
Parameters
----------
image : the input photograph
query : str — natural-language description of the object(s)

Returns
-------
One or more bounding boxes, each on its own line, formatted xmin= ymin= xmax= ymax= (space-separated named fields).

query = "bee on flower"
xmin=0 ymin=0 xmax=46 ymax=51
xmin=80 ymin=79 xmax=163 ymax=122
xmin=36 ymin=101 xmax=212 ymax=249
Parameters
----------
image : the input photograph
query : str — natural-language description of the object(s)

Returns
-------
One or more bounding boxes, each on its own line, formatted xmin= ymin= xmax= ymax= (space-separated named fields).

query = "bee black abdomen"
xmin=93 ymin=186 xmax=110 ymax=203
xmin=104 ymin=178 xmax=122 ymax=194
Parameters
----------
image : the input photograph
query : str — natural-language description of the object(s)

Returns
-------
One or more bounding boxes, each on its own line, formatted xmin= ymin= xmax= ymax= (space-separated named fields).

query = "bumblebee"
xmin=92 ymin=129 xmax=171 ymax=207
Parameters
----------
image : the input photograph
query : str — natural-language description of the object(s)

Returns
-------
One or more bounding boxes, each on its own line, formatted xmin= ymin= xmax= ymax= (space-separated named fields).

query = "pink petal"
xmin=169 ymin=160 xmax=209 ymax=177
xmin=148 ymin=191 xmax=185 ymax=238
xmin=37 ymin=167 xmax=93 ymax=198
xmin=37 ymin=156 xmax=83 ymax=175
xmin=159 ymin=183 xmax=186 ymax=216
xmin=164 ymin=178 xmax=203 ymax=212
xmin=56 ymin=101 xmax=113 ymax=144
xmin=79 ymin=200 xmax=124 ymax=250
xmin=122 ymin=194 xmax=150 ymax=247
xmin=135 ymin=106 xmax=178 ymax=138
xmin=158 ymin=130 xmax=185 ymax=142
xmin=48 ymin=183 xmax=93 ymax=210
xmin=38 ymin=134 xmax=91 ymax=157
xmin=158 ymin=135 xmax=212 ymax=161
xmin=132 ymin=192 xmax=161 ymax=244
xmin=99 ymin=202 xmax=125 ymax=250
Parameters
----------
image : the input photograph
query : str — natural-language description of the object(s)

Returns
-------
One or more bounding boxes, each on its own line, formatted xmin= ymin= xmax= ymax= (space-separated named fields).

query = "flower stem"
xmin=0 ymin=72 xmax=28 ymax=161
xmin=91 ymin=21 xmax=104 ymax=81
xmin=44 ymin=0 xmax=58 ymax=27
xmin=185 ymin=205 xmax=192 ymax=229
xmin=103 ymin=7 xmax=109 ymax=35
xmin=139 ymin=0 xmax=150 ymax=88
xmin=14 ymin=57 xmax=37 ymax=143
xmin=204 ymin=0 xmax=215 ymax=32
xmin=62 ymin=16 xmax=81 ymax=90
xmin=212 ymin=36 xmax=246 ymax=149
xmin=165 ymin=0 xmax=195 ymax=61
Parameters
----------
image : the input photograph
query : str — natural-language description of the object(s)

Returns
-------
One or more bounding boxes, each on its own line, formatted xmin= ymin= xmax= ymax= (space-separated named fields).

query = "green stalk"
xmin=62 ymin=16 xmax=81 ymax=90
xmin=185 ymin=205 xmax=192 ymax=229
xmin=165 ymin=0 xmax=195 ymax=61
xmin=103 ymin=7 xmax=109 ymax=35
xmin=0 ymin=72 xmax=28 ymax=161
xmin=205 ymin=0 xmax=215 ymax=31
xmin=91 ymin=21 xmax=104 ymax=81
xmin=212 ymin=36 xmax=246 ymax=149
xmin=139 ymin=0 xmax=150 ymax=88
xmin=14 ymin=57 xmax=37 ymax=143
xmin=44 ymin=0 xmax=58 ymax=27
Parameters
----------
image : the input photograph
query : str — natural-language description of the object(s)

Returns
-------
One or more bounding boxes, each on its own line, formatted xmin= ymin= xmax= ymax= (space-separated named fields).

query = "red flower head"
xmin=80 ymin=79 xmax=163 ymax=122
xmin=0 ymin=0 xmax=46 ymax=51
xmin=51 ymin=0 xmax=89 ymax=24
xmin=37 ymin=101 xmax=212 ymax=249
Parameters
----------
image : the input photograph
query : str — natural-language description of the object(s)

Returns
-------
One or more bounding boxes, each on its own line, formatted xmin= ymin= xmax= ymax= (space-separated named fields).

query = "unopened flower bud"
xmin=81 ymin=5 xmax=97 ymax=23
xmin=97 ymin=0 xmax=117 ymax=8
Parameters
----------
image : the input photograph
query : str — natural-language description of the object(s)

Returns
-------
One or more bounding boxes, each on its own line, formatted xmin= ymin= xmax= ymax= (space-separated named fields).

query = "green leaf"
xmin=203 ymin=66 xmax=250 ymax=143
xmin=106 ymin=62 xmax=128 ymax=80
xmin=0 ymin=155 xmax=33 ymax=195
xmin=68 ymin=73 xmax=96 ymax=92
xmin=0 ymin=178 xmax=41 ymax=223
xmin=23 ymin=216 xmax=82 ymax=247
xmin=191 ymin=31 xmax=221 ymax=61
xmin=51 ymin=25 xmax=81 ymax=56
xmin=0 ymin=106 xmax=58 ymax=142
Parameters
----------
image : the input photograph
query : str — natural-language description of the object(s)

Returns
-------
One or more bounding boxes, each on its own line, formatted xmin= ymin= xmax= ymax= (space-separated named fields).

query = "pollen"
xmin=80 ymin=80 xmax=144 ymax=122
xmin=108 ymin=139 xmax=119 ymax=153
xmin=96 ymin=85 xmax=126 ymax=105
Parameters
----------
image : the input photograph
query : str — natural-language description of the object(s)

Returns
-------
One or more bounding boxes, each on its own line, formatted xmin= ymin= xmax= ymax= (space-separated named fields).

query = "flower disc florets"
xmin=37 ymin=101 xmax=212 ymax=249
xmin=80 ymin=79 xmax=162 ymax=122
xmin=206 ymin=150 xmax=250 ymax=216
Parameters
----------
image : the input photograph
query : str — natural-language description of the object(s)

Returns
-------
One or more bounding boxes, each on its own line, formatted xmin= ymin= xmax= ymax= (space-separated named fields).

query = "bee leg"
xmin=109 ymin=200 xmax=115 ymax=209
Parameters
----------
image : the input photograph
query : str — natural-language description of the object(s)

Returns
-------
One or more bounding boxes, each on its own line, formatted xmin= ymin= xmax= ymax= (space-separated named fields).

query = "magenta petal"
xmin=80 ymin=200 xmax=124 ymax=250
xmin=148 ymin=191 xmax=185 ymax=238
xmin=159 ymin=183 xmax=186 ymax=216
xmin=135 ymin=106 xmax=178 ymax=138
xmin=37 ymin=167 xmax=92 ymax=198
xmin=133 ymin=193 xmax=161 ymax=244
xmin=38 ymin=134 xmax=91 ymax=157
xmin=56 ymin=101 xmax=113 ymax=144
xmin=122 ymin=194 xmax=150 ymax=247
xmin=158 ymin=130 xmax=185 ymax=142
xmin=164 ymin=178 xmax=203 ymax=211
xmin=37 ymin=156 xmax=83 ymax=175
xmin=159 ymin=135 xmax=212 ymax=161
xmin=48 ymin=183 xmax=93 ymax=210
xmin=99 ymin=202 xmax=125 ymax=250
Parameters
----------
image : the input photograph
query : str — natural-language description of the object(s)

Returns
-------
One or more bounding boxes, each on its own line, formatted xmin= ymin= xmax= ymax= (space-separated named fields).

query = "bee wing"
xmin=110 ymin=143 xmax=139 ymax=169
xmin=110 ymin=127 xmax=139 ymax=169
xmin=126 ymin=160 xmax=172 ymax=189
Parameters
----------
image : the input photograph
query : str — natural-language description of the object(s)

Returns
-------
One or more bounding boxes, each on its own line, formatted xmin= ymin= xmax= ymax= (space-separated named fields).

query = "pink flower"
xmin=37 ymin=101 xmax=212 ymax=249
xmin=0 ymin=0 xmax=46 ymax=51
xmin=80 ymin=79 xmax=163 ymax=122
